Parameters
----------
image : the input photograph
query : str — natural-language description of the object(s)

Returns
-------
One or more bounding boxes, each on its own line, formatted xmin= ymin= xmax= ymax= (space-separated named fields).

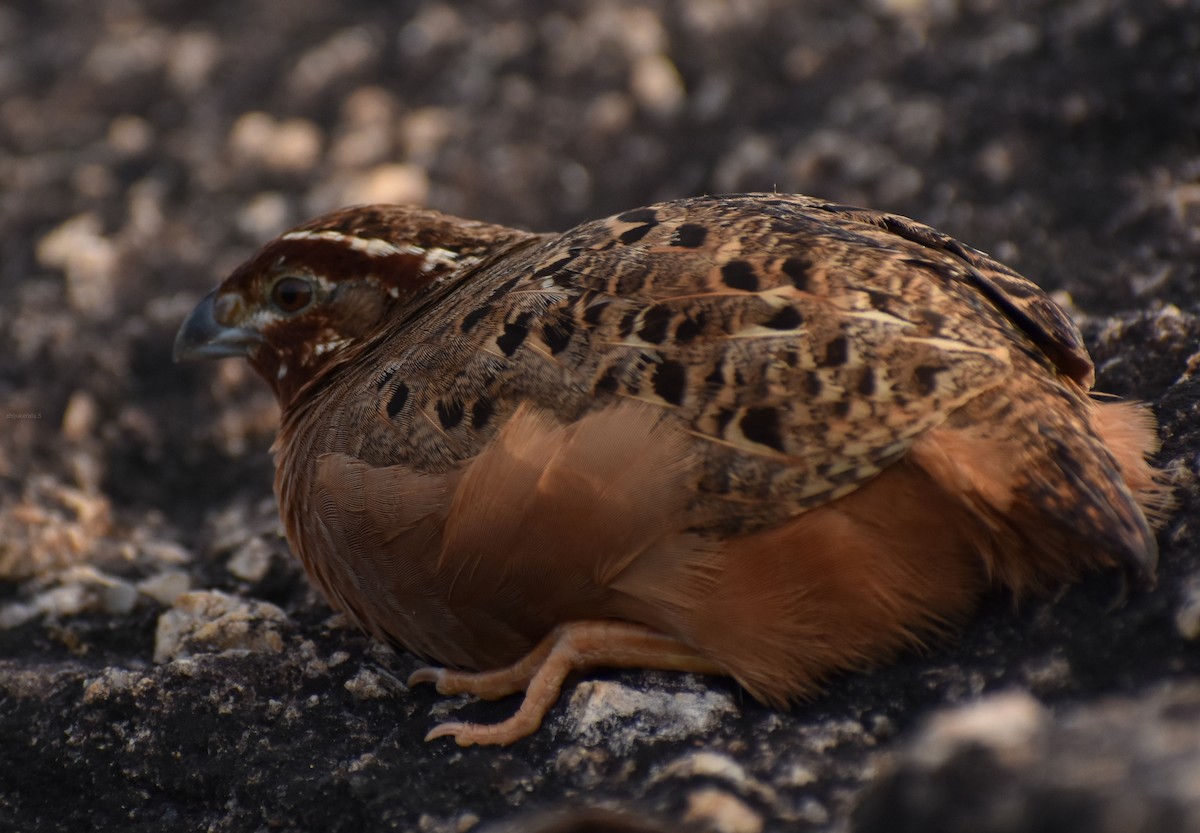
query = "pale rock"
xmin=566 ymin=679 xmax=736 ymax=755
xmin=154 ymin=590 xmax=288 ymax=663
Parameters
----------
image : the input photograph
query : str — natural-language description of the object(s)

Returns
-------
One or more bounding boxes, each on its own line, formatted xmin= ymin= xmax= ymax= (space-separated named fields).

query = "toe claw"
xmin=407 ymin=666 xmax=443 ymax=688
xmin=423 ymin=718 xmax=534 ymax=747
xmin=424 ymin=721 xmax=474 ymax=746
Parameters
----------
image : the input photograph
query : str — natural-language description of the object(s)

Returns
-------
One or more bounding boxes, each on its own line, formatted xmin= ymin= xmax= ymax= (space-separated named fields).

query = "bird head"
xmin=174 ymin=205 xmax=530 ymax=408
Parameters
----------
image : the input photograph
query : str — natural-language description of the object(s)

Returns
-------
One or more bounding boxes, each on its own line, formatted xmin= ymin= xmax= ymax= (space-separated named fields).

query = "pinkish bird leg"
xmin=407 ymin=619 xmax=721 ymax=746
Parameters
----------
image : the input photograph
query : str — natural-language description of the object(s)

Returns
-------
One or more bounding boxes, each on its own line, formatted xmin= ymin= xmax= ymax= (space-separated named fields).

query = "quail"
xmin=175 ymin=194 xmax=1169 ymax=746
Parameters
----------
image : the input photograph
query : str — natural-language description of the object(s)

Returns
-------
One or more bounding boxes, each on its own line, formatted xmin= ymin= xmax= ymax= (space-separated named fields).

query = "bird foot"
xmin=407 ymin=619 xmax=720 ymax=746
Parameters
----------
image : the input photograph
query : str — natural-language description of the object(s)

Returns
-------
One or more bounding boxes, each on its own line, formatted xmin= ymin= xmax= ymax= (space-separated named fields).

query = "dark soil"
xmin=2 ymin=1 xmax=1198 ymax=831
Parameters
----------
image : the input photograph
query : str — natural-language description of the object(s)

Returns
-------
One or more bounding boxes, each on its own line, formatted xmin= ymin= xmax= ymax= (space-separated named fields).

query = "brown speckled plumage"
xmin=176 ymin=194 xmax=1170 ymax=745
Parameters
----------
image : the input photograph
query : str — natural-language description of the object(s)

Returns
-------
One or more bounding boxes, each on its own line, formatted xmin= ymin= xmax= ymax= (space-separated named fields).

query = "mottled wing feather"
xmin=466 ymin=195 xmax=1020 ymax=526
xmin=805 ymin=198 xmax=1095 ymax=387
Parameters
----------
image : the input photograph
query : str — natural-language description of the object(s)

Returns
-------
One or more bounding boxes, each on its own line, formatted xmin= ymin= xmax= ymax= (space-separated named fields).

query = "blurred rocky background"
xmin=1 ymin=1 xmax=1199 ymax=831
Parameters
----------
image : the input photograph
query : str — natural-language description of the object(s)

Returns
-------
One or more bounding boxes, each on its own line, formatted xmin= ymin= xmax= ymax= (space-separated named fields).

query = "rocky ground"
xmin=1 ymin=1 xmax=1199 ymax=831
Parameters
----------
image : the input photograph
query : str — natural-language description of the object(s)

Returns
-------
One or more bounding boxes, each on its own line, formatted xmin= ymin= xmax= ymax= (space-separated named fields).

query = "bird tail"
xmin=909 ymin=378 xmax=1170 ymax=596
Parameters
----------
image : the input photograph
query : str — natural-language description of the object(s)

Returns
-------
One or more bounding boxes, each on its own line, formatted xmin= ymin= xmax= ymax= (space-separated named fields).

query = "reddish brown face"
xmin=174 ymin=205 xmax=529 ymax=407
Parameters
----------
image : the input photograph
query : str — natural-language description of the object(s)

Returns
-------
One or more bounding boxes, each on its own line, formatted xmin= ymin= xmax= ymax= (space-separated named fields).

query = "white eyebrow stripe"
xmin=281 ymin=229 xmax=426 ymax=258
xmin=280 ymin=230 xmax=472 ymax=275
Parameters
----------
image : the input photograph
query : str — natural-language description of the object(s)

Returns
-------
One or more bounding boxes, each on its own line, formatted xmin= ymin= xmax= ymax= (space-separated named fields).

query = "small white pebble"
xmin=344 ymin=668 xmax=391 ymax=699
xmin=227 ymin=537 xmax=273 ymax=582
xmin=136 ymin=570 xmax=191 ymax=606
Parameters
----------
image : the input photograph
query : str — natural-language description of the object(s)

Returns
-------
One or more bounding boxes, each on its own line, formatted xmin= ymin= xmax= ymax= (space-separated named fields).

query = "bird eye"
xmin=270 ymin=276 xmax=314 ymax=313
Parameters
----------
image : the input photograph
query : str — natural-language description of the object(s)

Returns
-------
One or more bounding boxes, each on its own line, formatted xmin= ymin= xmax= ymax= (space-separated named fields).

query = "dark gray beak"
xmin=173 ymin=289 xmax=263 ymax=362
